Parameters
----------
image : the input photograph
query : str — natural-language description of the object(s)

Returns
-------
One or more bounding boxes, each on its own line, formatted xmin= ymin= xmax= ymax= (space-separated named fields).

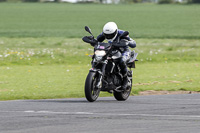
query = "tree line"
xmin=0 ymin=0 xmax=199 ymax=3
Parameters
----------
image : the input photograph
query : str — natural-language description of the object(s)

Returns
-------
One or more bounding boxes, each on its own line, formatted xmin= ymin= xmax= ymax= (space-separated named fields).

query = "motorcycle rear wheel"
xmin=113 ymin=78 xmax=132 ymax=101
xmin=85 ymin=72 xmax=100 ymax=102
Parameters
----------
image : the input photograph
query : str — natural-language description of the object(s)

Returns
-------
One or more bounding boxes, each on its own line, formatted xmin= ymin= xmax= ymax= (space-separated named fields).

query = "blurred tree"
xmin=158 ymin=0 xmax=172 ymax=3
xmin=23 ymin=0 xmax=39 ymax=1
xmin=6 ymin=0 xmax=22 ymax=1
xmin=132 ymin=0 xmax=142 ymax=3
xmin=191 ymin=0 xmax=200 ymax=3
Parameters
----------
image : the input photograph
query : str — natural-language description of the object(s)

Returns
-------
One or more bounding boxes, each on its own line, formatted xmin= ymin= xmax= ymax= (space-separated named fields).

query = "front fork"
xmin=90 ymin=60 xmax=108 ymax=89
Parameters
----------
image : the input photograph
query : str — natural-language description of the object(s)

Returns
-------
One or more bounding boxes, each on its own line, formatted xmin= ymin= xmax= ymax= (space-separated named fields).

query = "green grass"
xmin=0 ymin=37 xmax=91 ymax=65
xmin=0 ymin=38 xmax=199 ymax=65
xmin=0 ymin=37 xmax=200 ymax=100
xmin=0 ymin=62 xmax=199 ymax=100
xmin=0 ymin=3 xmax=200 ymax=39
xmin=132 ymin=62 xmax=200 ymax=94
xmin=0 ymin=65 xmax=88 ymax=100
xmin=0 ymin=3 xmax=200 ymax=100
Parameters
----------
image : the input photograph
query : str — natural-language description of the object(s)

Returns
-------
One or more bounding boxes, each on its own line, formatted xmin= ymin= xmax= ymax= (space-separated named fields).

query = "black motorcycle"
xmin=82 ymin=26 xmax=138 ymax=102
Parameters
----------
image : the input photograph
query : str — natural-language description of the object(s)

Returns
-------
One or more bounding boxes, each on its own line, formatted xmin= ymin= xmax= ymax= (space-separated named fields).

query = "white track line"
xmin=1 ymin=110 xmax=200 ymax=118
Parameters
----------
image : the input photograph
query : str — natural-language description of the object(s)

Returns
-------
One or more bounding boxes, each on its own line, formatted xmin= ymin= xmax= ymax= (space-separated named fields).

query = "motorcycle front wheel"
xmin=85 ymin=72 xmax=100 ymax=102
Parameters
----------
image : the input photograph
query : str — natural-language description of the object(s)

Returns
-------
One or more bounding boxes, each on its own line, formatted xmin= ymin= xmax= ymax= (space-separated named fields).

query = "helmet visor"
xmin=103 ymin=30 xmax=117 ymax=39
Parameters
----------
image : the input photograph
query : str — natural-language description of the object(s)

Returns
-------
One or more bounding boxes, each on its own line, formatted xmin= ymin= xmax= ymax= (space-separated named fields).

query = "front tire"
xmin=85 ymin=72 xmax=100 ymax=102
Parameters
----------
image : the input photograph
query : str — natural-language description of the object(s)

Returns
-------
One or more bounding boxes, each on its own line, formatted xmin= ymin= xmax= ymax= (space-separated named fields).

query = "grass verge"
xmin=0 ymin=62 xmax=199 ymax=100
xmin=0 ymin=37 xmax=199 ymax=100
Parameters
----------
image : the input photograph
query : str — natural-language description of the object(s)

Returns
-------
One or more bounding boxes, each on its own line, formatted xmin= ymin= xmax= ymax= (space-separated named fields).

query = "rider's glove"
xmin=119 ymin=39 xmax=129 ymax=46
xmin=82 ymin=36 xmax=97 ymax=46
xmin=112 ymin=39 xmax=129 ymax=47
xmin=87 ymin=36 xmax=94 ymax=40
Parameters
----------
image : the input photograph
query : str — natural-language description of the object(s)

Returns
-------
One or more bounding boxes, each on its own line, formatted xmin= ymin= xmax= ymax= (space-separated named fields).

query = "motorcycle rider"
xmin=97 ymin=22 xmax=136 ymax=90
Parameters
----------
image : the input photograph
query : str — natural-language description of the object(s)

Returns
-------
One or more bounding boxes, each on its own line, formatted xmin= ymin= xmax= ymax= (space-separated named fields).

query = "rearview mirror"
xmin=85 ymin=26 xmax=93 ymax=36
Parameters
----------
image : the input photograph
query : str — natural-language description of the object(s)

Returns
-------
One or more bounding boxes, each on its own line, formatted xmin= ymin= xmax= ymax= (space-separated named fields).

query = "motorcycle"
xmin=82 ymin=26 xmax=138 ymax=102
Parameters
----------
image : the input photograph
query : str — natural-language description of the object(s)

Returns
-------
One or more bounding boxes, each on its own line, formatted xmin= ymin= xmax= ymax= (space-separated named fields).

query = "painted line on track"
xmin=1 ymin=110 xmax=200 ymax=119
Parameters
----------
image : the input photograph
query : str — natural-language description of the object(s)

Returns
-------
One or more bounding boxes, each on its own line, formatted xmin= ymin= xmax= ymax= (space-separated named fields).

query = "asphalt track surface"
xmin=0 ymin=94 xmax=200 ymax=133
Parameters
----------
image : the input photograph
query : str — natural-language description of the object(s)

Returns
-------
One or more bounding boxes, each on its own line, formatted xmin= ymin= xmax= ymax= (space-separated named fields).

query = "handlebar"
xmin=82 ymin=36 xmax=97 ymax=44
xmin=82 ymin=36 xmax=128 ymax=49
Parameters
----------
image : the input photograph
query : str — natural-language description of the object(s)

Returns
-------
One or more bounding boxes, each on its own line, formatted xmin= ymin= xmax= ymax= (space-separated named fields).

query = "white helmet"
xmin=103 ymin=22 xmax=118 ymax=42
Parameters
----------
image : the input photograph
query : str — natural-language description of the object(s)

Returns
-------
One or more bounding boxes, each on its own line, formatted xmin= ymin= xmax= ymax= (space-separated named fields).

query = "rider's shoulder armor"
xmin=115 ymin=30 xmax=130 ymax=51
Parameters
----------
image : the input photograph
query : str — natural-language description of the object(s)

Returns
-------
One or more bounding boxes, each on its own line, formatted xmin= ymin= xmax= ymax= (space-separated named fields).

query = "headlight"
xmin=95 ymin=50 xmax=106 ymax=56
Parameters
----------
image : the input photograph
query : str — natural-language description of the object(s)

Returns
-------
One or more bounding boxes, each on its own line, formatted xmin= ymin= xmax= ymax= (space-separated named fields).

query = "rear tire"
xmin=114 ymin=75 xmax=132 ymax=101
xmin=85 ymin=72 xmax=100 ymax=102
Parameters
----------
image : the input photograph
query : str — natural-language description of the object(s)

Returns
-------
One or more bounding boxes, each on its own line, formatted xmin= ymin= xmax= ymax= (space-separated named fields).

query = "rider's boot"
xmin=119 ymin=59 xmax=128 ymax=90
xmin=121 ymin=74 xmax=128 ymax=90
